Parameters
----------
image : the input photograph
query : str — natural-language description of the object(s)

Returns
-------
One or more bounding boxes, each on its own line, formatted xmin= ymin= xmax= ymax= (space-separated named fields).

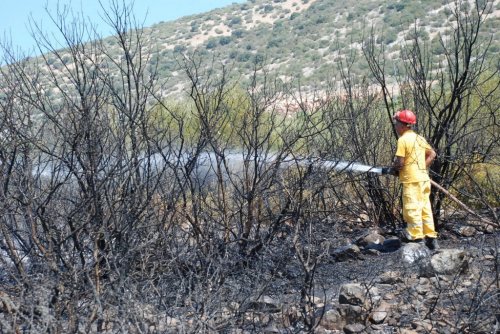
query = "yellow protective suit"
xmin=396 ymin=130 xmax=437 ymax=240
xmin=401 ymin=180 xmax=437 ymax=240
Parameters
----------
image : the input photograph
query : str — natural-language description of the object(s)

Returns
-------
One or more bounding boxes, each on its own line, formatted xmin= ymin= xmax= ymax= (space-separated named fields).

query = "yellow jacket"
xmin=395 ymin=130 xmax=432 ymax=183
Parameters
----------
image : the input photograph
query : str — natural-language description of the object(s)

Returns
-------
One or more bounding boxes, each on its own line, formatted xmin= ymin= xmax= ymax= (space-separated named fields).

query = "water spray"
xmin=303 ymin=157 xmax=393 ymax=175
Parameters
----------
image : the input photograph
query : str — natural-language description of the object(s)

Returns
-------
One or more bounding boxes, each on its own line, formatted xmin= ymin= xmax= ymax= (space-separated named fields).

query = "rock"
xmin=369 ymin=310 xmax=388 ymax=324
xmin=370 ymin=323 xmax=387 ymax=331
xmin=379 ymin=271 xmax=403 ymax=284
xmin=400 ymin=330 xmax=419 ymax=334
xmin=387 ymin=317 xmax=399 ymax=327
xmin=262 ymin=324 xmax=281 ymax=333
xmin=430 ymin=249 xmax=470 ymax=275
xmin=462 ymin=280 xmax=472 ymax=287
xmin=484 ymin=224 xmax=495 ymax=234
xmin=344 ymin=323 xmax=366 ymax=333
xmin=339 ymin=283 xmax=380 ymax=314
xmin=400 ymin=243 xmax=433 ymax=276
xmin=313 ymin=326 xmax=335 ymax=334
xmin=319 ymin=308 xmax=344 ymax=330
xmin=383 ymin=292 xmax=396 ymax=301
xmin=166 ymin=316 xmax=179 ymax=327
xmin=244 ymin=311 xmax=271 ymax=326
xmin=416 ymin=283 xmax=430 ymax=295
xmin=247 ymin=295 xmax=281 ymax=313
xmin=338 ymin=304 xmax=364 ymax=324
xmin=418 ymin=277 xmax=430 ymax=284
xmin=311 ymin=296 xmax=324 ymax=308
xmin=331 ymin=244 xmax=361 ymax=262
xmin=400 ymin=243 xmax=431 ymax=264
xmin=357 ymin=231 xmax=385 ymax=249
xmin=454 ymin=225 xmax=477 ymax=237
xmin=411 ymin=319 xmax=434 ymax=332
xmin=357 ymin=212 xmax=370 ymax=223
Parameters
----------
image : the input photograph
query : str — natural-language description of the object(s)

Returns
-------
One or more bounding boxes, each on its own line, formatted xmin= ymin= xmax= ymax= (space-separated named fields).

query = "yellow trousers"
xmin=402 ymin=180 xmax=437 ymax=240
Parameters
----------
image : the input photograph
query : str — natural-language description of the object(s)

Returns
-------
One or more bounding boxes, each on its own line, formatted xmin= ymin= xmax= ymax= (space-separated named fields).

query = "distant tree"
xmin=206 ymin=38 xmax=218 ymax=49
xmin=232 ymin=29 xmax=244 ymax=38
xmin=174 ymin=44 xmax=187 ymax=53
xmin=228 ymin=16 xmax=242 ymax=26
xmin=219 ymin=36 xmax=232 ymax=46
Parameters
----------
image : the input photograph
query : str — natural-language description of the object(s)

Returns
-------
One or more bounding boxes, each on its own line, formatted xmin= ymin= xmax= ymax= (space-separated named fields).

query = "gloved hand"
xmin=381 ymin=167 xmax=399 ymax=176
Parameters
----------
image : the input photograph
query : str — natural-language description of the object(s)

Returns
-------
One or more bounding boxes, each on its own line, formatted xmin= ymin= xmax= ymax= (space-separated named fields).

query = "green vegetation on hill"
xmin=71 ymin=0 xmax=498 ymax=96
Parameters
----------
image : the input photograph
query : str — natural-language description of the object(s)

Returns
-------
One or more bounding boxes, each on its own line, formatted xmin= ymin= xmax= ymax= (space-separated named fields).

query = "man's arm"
xmin=425 ymin=148 xmax=436 ymax=168
xmin=393 ymin=156 xmax=404 ymax=171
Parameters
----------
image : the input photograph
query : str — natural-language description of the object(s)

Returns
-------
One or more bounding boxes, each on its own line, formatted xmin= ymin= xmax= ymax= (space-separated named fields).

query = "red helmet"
xmin=394 ymin=109 xmax=417 ymax=124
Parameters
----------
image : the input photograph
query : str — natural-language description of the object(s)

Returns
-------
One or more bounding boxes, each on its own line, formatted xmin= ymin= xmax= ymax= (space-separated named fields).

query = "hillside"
xmin=146 ymin=0 xmax=500 ymax=90
xmin=25 ymin=0 xmax=500 ymax=101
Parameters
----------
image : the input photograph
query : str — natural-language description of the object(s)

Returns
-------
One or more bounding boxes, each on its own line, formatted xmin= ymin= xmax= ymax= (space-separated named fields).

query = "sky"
xmin=0 ymin=0 xmax=246 ymax=55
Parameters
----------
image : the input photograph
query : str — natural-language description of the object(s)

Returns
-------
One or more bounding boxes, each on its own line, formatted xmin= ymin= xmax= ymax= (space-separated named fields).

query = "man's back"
xmin=395 ymin=130 xmax=431 ymax=183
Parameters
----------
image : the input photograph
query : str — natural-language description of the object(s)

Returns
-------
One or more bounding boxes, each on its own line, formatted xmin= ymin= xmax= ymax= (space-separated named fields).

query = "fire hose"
xmin=377 ymin=166 xmax=496 ymax=227
xmin=429 ymin=179 xmax=496 ymax=227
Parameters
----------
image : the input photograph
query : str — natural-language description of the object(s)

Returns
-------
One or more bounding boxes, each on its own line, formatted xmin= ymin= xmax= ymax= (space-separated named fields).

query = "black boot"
xmin=425 ymin=237 xmax=439 ymax=250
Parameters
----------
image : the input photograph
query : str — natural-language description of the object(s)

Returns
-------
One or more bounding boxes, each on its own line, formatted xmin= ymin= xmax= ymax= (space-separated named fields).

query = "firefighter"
xmin=392 ymin=109 xmax=439 ymax=250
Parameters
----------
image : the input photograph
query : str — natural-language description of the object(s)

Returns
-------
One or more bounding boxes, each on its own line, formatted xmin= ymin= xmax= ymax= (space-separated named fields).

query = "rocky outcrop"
xmin=155 ymin=238 xmax=494 ymax=333
xmin=219 ymin=237 xmax=495 ymax=333
xmin=317 ymin=243 xmax=490 ymax=333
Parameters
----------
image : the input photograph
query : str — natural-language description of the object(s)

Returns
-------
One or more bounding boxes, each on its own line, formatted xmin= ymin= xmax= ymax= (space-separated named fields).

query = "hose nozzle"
xmin=381 ymin=167 xmax=398 ymax=176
